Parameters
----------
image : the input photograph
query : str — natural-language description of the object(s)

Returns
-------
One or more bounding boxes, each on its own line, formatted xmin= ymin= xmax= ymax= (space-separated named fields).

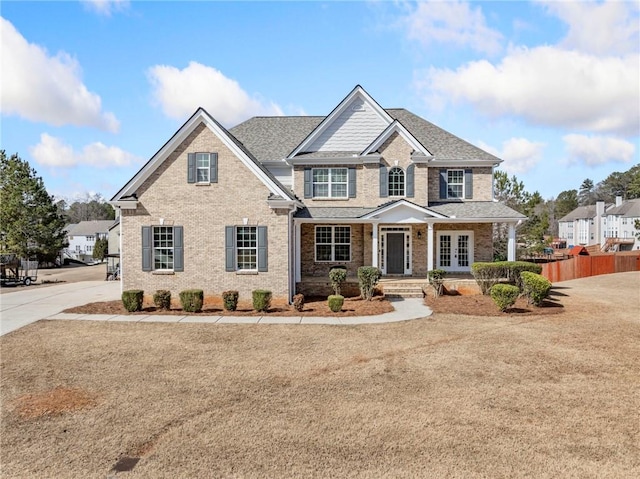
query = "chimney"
xmin=595 ymin=201 xmax=604 ymax=246
xmin=616 ymin=195 xmax=623 ymax=207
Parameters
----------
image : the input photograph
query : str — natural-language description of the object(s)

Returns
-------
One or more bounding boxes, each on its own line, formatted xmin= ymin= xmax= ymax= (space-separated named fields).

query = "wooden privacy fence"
xmin=541 ymin=253 xmax=640 ymax=283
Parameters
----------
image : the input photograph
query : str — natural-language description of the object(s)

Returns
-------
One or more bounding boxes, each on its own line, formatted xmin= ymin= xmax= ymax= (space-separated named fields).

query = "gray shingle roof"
xmin=294 ymin=207 xmax=378 ymax=219
xmin=606 ymin=198 xmax=640 ymax=217
xmin=558 ymin=205 xmax=599 ymax=222
xmin=229 ymin=109 xmax=500 ymax=163
xmin=66 ymin=220 xmax=116 ymax=236
xmin=428 ymin=201 xmax=526 ymax=219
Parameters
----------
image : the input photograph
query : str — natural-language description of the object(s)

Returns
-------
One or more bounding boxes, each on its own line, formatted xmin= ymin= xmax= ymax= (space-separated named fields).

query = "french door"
xmin=437 ymin=231 xmax=473 ymax=272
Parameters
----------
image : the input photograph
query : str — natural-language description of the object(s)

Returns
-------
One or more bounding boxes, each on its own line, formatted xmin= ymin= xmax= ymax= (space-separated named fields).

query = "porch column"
xmin=427 ymin=223 xmax=434 ymax=271
xmin=371 ymin=223 xmax=379 ymax=268
xmin=507 ymin=223 xmax=516 ymax=261
xmin=295 ymin=221 xmax=301 ymax=282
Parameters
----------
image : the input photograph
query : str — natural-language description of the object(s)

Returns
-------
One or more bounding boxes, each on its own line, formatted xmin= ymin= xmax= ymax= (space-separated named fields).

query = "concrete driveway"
xmin=0 ymin=281 xmax=120 ymax=336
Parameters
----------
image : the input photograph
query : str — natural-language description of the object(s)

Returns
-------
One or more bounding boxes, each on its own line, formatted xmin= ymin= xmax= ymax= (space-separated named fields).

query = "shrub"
xmin=521 ymin=272 xmax=551 ymax=306
xmin=358 ymin=266 xmax=381 ymax=301
xmin=292 ymin=293 xmax=305 ymax=312
xmin=122 ymin=290 xmax=144 ymax=312
xmin=153 ymin=290 xmax=171 ymax=310
xmin=222 ymin=290 xmax=239 ymax=311
xmin=329 ymin=267 xmax=347 ymax=295
xmin=179 ymin=289 xmax=203 ymax=313
xmin=252 ymin=289 xmax=272 ymax=312
xmin=328 ymin=294 xmax=344 ymax=312
xmin=507 ymin=262 xmax=543 ymax=290
xmin=490 ymin=284 xmax=520 ymax=312
xmin=472 ymin=262 xmax=508 ymax=295
xmin=428 ymin=269 xmax=447 ymax=298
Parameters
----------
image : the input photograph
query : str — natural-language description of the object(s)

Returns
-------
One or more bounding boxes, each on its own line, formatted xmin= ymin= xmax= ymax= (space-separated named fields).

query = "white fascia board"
xmin=294 ymin=217 xmax=377 ymax=224
xmin=288 ymin=86 xmax=393 ymax=158
xmin=361 ymin=121 xmax=432 ymax=157
xmin=109 ymin=200 xmax=138 ymax=210
xmin=429 ymin=158 xmax=502 ymax=167
xmin=360 ymin=200 xmax=449 ymax=220
xmin=267 ymin=199 xmax=301 ymax=210
xmin=427 ymin=217 xmax=524 ymax=224
xmin=287 ymin=154 xmax=381 ymax=166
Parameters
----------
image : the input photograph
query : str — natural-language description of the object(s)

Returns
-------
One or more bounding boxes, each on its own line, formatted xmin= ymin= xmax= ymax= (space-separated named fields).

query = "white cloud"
xmin=478 ymin=138 xmax=545 ymax=174
xmin=562 ymin=134 xmax=636 ymax=166
xmin=420 ymin=45 xmax=639 ymax=135
xmin=398 ymin=0 xmax=503 ymax=55
xmin=147 ymin=62 xmax=283 ymax=126
xmin=29 ymin=133 xmax=140 ymax=168
xmin=540 ymin=0 xmax=640 ymax=56
xmin=81 ymin=0 xmax=130 ymax=17
xmin=0 ymin=17 xmax=119 ymax=132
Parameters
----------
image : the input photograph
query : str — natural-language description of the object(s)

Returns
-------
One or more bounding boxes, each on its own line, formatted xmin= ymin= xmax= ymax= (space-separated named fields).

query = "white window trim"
xmin=447 ymin=169 xmax=464 ymax=199
xmin=388 ymin=166 xmax=405 ymax=198
xmin=312 ymin=168 xmax=348 ymax=199
xmin=236 ymin=226 xmax=258 ymax=272
xmin=196 ymin=152 xmax=211 ymax=184
xmin=153 ymin=225 xmax=174 ymax=271
xmin=314 ymin=225 xmax=352 ymax=262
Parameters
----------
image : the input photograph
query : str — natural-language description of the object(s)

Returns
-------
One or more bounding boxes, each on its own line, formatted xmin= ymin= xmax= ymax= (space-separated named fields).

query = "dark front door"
xmin=386 ymin=233 xmax=404 ymax=274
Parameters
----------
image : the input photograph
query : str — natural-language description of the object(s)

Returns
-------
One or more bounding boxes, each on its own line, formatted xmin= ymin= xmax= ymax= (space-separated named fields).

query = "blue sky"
xmin=2 ymin=0 xmax=638 ymax=201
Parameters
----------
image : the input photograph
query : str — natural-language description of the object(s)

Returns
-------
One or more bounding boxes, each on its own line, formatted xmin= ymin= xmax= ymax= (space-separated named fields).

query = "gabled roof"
xmin=111 ymin=108 xmax=297 ymax=203
xmin=287 ymin=85 xmax=393 ymax=158
xmin=605 ymin=198 xmax=640 ymax=217
xmin=360 ymin=200 xmax=448 ymax=220
xmin=559 ymin=204 xmax=602 ymax=222
xmin=361 ymin=120 xmax=432 ymax=157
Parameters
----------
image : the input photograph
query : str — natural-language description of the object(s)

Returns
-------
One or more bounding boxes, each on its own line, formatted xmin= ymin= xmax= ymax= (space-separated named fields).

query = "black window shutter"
xmin=142 ymin=226 xmax=152 ymax=271
xmin=406 ymin=164 xmax=415 ymax=198
xmin=348 ymin=167 xmax=356 ymax=198
xmin=303 ymin=168 xmax=312 ymax=198
xmin=187 ymin=153 xmax=196 ymax=183
xmin=225 ymin=226 xmax=235 ymax=272
xmin=257 ymin=226 xmax=268 ymax=272
xmin=379 ymin=165 xmax=388 ymax=198
xmin=465 ymin=169 xmax=473 ymax=199
xmin=210 ymin=153 xmax=218 ymax=183
xmin=173 ymin=226 xmax=184 ymax=272
xmin=439 ymin=169 xmax=447 ymax=199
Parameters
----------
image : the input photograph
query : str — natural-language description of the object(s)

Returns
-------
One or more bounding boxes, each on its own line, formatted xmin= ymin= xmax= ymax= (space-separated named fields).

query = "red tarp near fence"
xmin=541 ymin=253 xmax=640 ymax=283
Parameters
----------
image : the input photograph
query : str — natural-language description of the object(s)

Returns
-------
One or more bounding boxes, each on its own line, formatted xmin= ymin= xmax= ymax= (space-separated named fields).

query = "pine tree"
xmin=0 ymin=151 xmax=68 ymax=263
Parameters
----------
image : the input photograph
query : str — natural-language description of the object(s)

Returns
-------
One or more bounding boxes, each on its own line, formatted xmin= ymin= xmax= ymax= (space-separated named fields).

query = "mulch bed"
xmin=425 ymin=292 xmax=564 ymax=316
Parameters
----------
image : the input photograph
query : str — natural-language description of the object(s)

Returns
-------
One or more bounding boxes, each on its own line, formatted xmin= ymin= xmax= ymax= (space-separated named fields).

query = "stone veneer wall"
xmin=121 ymin=122 xmax=291 ymax=300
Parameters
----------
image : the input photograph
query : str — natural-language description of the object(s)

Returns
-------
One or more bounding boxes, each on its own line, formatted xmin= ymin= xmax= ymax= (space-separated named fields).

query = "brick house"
xmin=110 ymin=85 xmax=525 ymax=300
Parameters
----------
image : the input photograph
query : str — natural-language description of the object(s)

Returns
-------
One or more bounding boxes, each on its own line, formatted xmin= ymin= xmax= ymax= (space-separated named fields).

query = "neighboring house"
xmin=603 ymin=197 xmax=640 ymax=251
xmin=110 ymin=85 xmax=525 ymax=300
xmin=558 ymin=202 xmax=609 ymax=248
xmin=108 ymin=216 xmax=120 ymax=255
xmin=65 ymin=220 xmax=115 ymax=263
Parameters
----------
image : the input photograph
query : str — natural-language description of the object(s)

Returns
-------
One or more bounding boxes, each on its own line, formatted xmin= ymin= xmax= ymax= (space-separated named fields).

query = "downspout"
xmin=288 ymin=209 xmax=295 ymax=304
xmin=118 ymin=207 xmax=123 ymax=294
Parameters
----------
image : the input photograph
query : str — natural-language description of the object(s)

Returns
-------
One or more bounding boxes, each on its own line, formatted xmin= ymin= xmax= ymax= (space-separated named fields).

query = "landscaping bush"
xmin=292 ymin=293 xmax=305 ymax=312
xmin=472 ymin=262 xmax=508 ymax=295
xmin=122 ymin=290 xmax=144 ymax=312
xmin=179 ymin=289 xmax=203 ymax=313
xmin=428 ymin=269 xmax=447 ymax=298
xmin=329 ymin=267 xmax=347 ymax=295
xmin=328 ymin=294 xmax=344 ymax=312
xmin=490 ymin=284 xmax=520 ymax=312
xmin=252 ymin=289 xmax=272 ymax=312
xmin=358 ymin=266 xmax=381 ymax=301
xmin=507 ymin=262 xmax=543 ymax=290
xmin=153 ymin=290 xmax=171 ymax=310
xmin=521 ymin=272 xmax=552 ymax=306
xmin=222 ymin=290 xmax=239 ymax=311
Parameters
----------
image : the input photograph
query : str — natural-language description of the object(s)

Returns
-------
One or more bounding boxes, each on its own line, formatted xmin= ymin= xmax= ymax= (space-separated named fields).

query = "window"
xmin=153 ymin=226 xmax=174 ymax=270
xmin=312 ymin=168 xmax=348 ymax=198
xmin=236 ymin=226 xmax=257 ymax=271
xmin=196 ymin=153 xmax=210 ymax=183
xmin=447 ymin=170 xmax=464 ymax=198
xmin=315 ymin=226 xmax=351 ymax=262
xmin=86 ymin=245 xmax=93 ymax=252
xmin=86 ymin=235 xmax=95 ymax=242
xmin=388 ymin=167 xmax=405 ymax=197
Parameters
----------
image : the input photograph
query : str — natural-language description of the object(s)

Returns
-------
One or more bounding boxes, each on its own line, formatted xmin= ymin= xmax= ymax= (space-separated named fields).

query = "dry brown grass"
xmin=1 ymin=272 xmax=639 ymax=478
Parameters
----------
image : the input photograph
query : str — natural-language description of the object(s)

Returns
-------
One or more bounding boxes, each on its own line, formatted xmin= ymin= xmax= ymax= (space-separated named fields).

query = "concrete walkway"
xmin=1 ymin=281 xmax=432 ymax=336
xmin=47 ymin=297 xmax=432 ymax=325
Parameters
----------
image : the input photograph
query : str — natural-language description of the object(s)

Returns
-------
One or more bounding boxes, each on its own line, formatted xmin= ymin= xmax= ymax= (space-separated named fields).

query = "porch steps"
xmin=381 ymin=281 xmax=427 ymax=299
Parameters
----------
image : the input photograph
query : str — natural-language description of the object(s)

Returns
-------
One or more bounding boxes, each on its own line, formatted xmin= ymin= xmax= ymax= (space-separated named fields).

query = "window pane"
xmin=316 ymin=245 xmax=332 ymax=261
xmin=313 ymin=169 xmax=328 ymax=182
xmin=313 ymin=184 xmax=328 ymax=197
xmin=196 ymin=168 xmax=209 ymax=182
xmin=153 ymin=226 xmax=174 ymax=270
xmin=334 ymin=245 xmax=350 ymax=261
xmin=236 ymin=226 xmax=257 ymax=270
xmin=316 ymin=227 xmax=332 ymax=244
xmin=388 ymin=167 xmax=405 ymax=196
xmin=331 ymin=168 xmax=347 ymax=182
xmin=334 ymin=226 xmax=350 ymax=244
xmin=331 ymin=184 xmax=347 ymax=197
xmin=196 ymin=153 xmax=209 ymax=168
